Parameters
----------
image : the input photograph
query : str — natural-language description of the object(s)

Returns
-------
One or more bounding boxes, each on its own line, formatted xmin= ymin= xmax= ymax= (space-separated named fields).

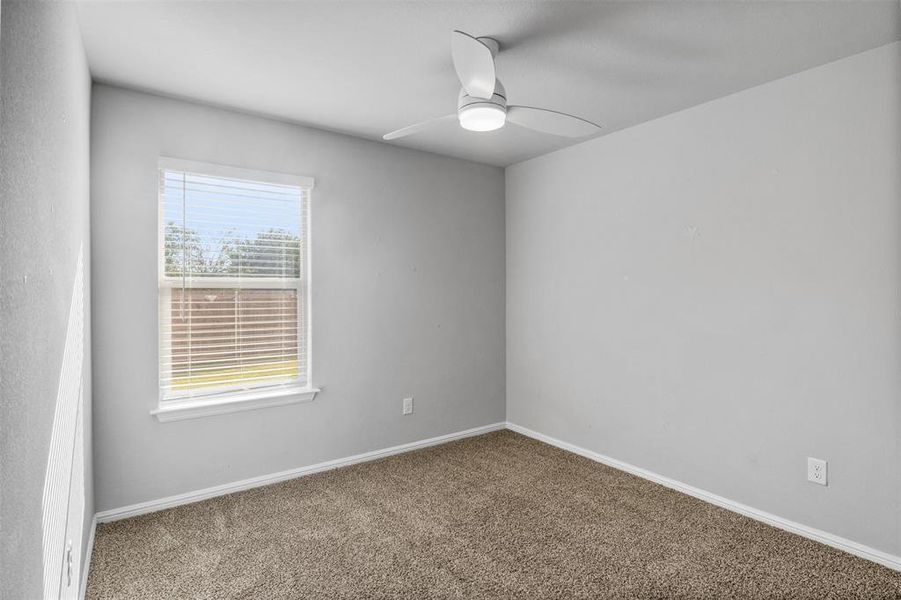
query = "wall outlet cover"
xmin=807 ymin=457 xmax=827 ymax=486
xmin=403 ymin=397 xmax=414 ymax=415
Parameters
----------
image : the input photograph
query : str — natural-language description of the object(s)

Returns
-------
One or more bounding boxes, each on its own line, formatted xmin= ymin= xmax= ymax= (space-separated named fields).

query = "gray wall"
xmin=506 ymin=42 xmax=901 ymax=555
xmin=91 ymin=85 xmax=505 ymax=511
xmin=0 ymin=1 xmax=93 ymax=598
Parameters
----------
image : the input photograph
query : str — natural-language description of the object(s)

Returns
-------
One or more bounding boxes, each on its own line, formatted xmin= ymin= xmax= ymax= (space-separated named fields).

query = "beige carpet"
xmin=86 ymin=430 xmax=901 ymax=599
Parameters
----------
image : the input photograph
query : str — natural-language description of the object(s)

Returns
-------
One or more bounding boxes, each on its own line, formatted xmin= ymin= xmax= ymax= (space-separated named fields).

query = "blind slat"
xmin=165 ymin=357 xmax=303 ymax=374
xmin=160 ymin=332 xmax=299 ymax=345
xmin=163 ymin=181 xmax=302 ymax=200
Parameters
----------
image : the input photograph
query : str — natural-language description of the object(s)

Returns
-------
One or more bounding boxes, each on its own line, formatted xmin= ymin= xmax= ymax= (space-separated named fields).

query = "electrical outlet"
xmin=402 ymin=397 xmax=413 ymax=415
xmin=65 ymin=540 xmax=73 ymax=587
xmin=807 ymin=457 xmax=827 ymax=486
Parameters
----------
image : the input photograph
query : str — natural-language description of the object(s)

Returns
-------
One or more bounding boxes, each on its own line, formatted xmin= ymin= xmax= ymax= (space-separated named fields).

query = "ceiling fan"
xmin=383 ymin=30 xmax=603 ymax=141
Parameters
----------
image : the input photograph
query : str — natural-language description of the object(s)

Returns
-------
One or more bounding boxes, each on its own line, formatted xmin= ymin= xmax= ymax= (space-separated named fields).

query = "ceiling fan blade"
xmin=506 ymin=106 xmax=602 ymax=138
xmin=451 ymin=30 xmax=496 ymax=100
xmin=383 ymin=114 xmax=457 ymax=141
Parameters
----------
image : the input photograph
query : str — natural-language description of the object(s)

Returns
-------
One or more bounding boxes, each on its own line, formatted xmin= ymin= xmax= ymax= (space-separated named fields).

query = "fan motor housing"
xmin=457 ymin=79 xmax=507 ymax=113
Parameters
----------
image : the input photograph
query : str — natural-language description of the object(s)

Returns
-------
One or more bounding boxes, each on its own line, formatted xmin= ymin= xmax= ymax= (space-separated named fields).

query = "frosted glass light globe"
xmin=458 ymin=103 xmax=506 ymax=132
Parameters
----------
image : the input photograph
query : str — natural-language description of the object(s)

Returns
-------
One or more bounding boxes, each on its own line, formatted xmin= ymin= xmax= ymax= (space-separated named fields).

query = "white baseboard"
xmin=506 ymin=421 xmax=901 ymax=572
xmin=79 ymin=515 xmax=96 ymax=600
xmin=95 ymin=422 xmax=506 ymax=523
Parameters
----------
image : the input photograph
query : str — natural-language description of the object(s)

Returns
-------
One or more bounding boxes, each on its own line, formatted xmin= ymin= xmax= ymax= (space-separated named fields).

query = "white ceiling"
xmin=76 ymin=1 xmax=901 ymax=167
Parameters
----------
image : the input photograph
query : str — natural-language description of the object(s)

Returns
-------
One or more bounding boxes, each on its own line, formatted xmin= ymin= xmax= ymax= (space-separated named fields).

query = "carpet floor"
xmin=86 ymin=430 xmax=901 ymax=599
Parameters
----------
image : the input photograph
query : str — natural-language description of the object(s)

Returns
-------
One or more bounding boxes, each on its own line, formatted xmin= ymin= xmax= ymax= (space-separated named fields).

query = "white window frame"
xmin=152 ymin=157 xmax=318 ymax=422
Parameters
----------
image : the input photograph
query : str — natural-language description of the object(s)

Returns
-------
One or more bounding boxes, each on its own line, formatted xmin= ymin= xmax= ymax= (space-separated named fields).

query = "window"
xmin=154 ymin=158 xmax=316 ymax=421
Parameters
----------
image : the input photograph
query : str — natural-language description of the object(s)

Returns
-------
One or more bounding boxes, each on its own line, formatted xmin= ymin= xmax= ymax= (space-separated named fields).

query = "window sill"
xmin=151 ymin=386 xmax=320 ymax=422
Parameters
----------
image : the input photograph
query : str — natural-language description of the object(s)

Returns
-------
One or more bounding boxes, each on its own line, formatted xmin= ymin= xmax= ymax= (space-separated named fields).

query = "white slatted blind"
xmin=158 ymin=160 xmax=312 ymax=401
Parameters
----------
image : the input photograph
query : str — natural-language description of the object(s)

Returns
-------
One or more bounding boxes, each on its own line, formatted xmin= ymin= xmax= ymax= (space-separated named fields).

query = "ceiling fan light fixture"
xmin=381 ymin=30 xmax=602 ymax=142
xmin=458 ymin=103 xmax=506 ymax=132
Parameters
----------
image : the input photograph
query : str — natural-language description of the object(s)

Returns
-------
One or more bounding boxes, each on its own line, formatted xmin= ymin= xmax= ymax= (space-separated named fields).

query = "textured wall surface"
xmin=91 ymin=85 xmax=505 ymax=511
xmin=0 ymin=1 xmax=93 ymax=598
xmin=507 ymin=43 xmax=901 ymax=555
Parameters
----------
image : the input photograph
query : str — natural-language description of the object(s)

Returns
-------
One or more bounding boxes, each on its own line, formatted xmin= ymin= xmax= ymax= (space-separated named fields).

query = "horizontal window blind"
xmin=159 ymin=164 xmax=310 ymax=401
